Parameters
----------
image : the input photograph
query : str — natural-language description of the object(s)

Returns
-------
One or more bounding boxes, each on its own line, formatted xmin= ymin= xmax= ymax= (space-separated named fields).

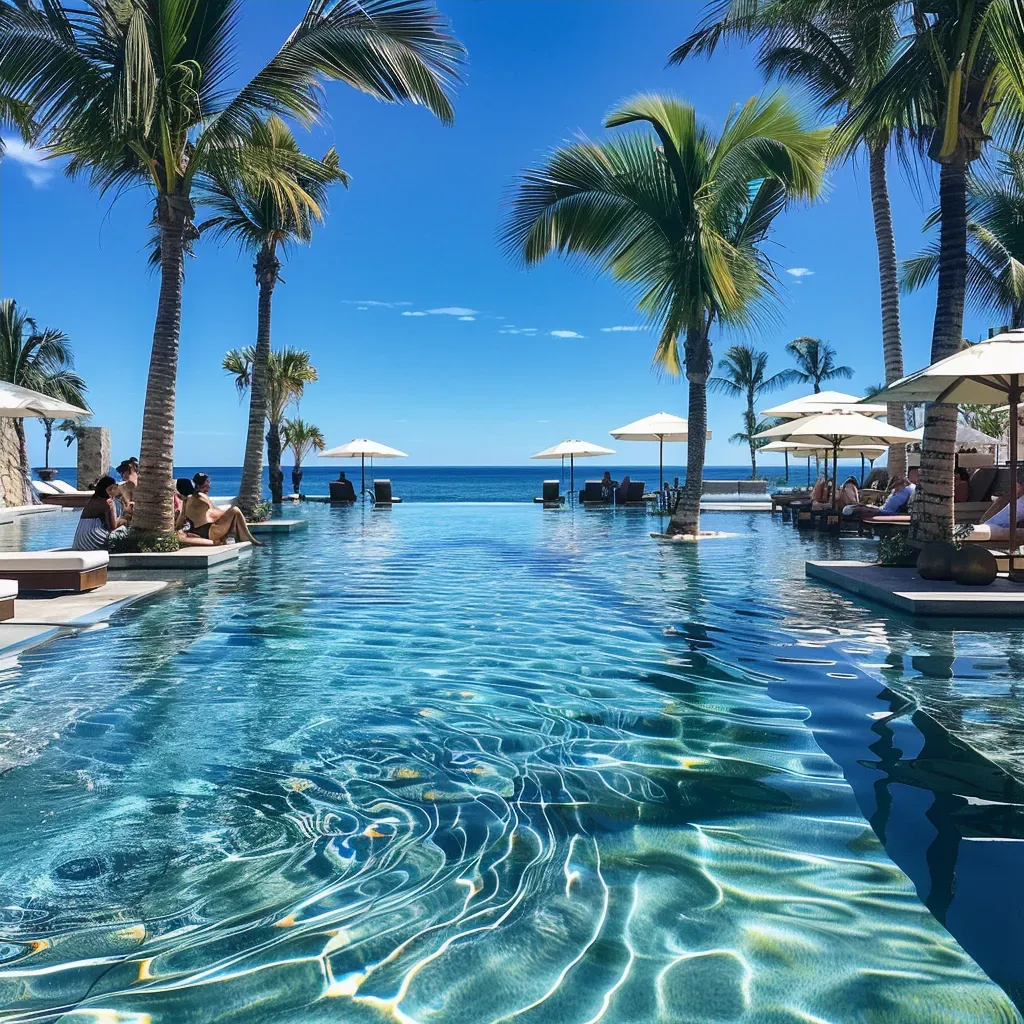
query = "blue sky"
xmin=0 ymin=1 xmax=998 ymax=469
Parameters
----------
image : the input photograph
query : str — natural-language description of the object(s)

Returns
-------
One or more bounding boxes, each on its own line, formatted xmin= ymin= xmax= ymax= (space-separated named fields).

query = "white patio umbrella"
xmin=0 ymin=381 xmax=89 ymax=419
xmin=762 ymin=440 xmax=886 ymax=484
xmin=762 ymin=390 xmax=886 ymax=420
xmin=755 ymin=412 xmax=918 ymax=508
xmin=610 ymin=412 xmax=711 ymax=491
xmin=906 ymin=422 xmax=1001 ymax=447
xmin=872 ymin=328 xmax=1024 ymax=572
xmin=531 ymin=439 xmax=615 ymax=498
xmin=320 ymin=438 xmax=408 ymax=496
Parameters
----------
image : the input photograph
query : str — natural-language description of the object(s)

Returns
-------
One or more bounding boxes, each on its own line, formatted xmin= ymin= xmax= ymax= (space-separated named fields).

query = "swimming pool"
xmin=0 ymin=503 xmax=1020 ymax=1022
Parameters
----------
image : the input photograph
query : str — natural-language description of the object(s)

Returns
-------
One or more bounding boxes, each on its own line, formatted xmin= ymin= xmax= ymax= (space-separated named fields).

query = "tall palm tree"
xmin=282 ymin=418 xmax=325 ymax=495
xmin=785 ymin=336 xmax=853 ymax=392
xmin=709 ymin=343 xmax=798 ymax=477
xmin=836 ymin=0 xmax=1024 ymax=542
xmin=901 ymin=153 xmax=1024 ymax=327
xmin=0 ymin=0 xmax=464 ymax=538
xmin=673 ymin=0 xmax=910 ymax=475
xmin=0 ymin=299 xmax=87 ymax=501
xmin=200 ymin=116 xmax=346 ymax=517
xmin=503 ymin=93 xmax=828 ymax=535
xmin=224 ymin=346 xmax=317 ymax=504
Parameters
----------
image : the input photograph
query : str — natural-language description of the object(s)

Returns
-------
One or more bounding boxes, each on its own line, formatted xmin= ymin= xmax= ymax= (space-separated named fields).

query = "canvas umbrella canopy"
xmin=610 ymin=412 xmax=711 ymax=491
xmin=762 ymin=390 xmax=886 ymax=420
xmin=531 ymin=439 xmax=615 ymax=498
xmin=872 ymin=328 xmax=1024 ymax=573
xmin=320 ymin=438 xmax=408 ymax=496
xmin=0 ymin=381 xmax=89 ymax=419
xmin=755 ymin=412 xmax=918 ymax=509
xmin=907 ymin=422 xmax=1001 ymax=447
xmin=761 ymin=440 xmax=886 ymax=485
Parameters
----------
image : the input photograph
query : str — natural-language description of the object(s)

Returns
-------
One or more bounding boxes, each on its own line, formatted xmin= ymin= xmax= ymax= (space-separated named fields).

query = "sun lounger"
xmin=579 ymin=481 xmax=609 ymax=505
xmin=372 ymin=479 xmax=402 ymax=506
xmin=534 ymin=480 xmax=564 ymax=504
xmin=34 ymin=479 xmax=92 ymax=508
xmin=0 ymin=580 xmax=16 ymax=621
xmin=618 ymin=481 xmax=647 ymax=505
xmin=0 ymin=551 xmax=107 ymax=592
xmin=329 ymin=478 xmax=357 ymax=502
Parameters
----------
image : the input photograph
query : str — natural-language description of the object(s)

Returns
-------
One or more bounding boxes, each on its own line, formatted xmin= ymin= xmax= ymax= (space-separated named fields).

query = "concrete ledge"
xmin=108 ymin=542 xmax=251 ymax=571
xmin=0 ymin=504 xmax=63 ymax=524
xmin=806 ymin=559 xmax=1024 ymax=617
xmin=700 ymin=501 xmax=773 ymax=512
xmin=248 ymin=519 xmax=308 ymax=534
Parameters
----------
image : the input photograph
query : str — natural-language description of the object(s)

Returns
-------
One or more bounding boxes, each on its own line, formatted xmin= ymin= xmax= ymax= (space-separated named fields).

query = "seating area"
xmin=33 ymin=478 xmax=92 ymax=507
xmin=0 ymin=550 xmax=108 ymax=592
xmin=577 ymin=479 xmax=648 ymax=506
xmin=373 ymin=479 xmax=402 ymax=506
xmin=534 ymin=480 xmax=564 ymax=504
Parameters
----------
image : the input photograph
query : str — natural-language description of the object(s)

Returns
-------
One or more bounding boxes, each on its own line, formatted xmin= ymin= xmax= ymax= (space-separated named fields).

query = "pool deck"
xmin=807 ymin=559 xmax=1024 ymax=617
xmin=109 ymin=542 xmax=251 ymax=571
xmin=0 ymin=579 xmax=168 ymax=655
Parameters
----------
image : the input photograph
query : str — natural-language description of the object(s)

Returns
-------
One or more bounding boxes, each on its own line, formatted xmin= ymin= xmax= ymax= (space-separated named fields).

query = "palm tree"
xmin=0 ymin=0 xmax=464 ymax=539
xmin=224 ymin=346 xmax=317 ymax=504
xmin=673 ymin=0 xmax=909 ymax=475
xmin=901 ymin=153 xmax=1024 ymax=327
xmin=786 ymin=336 xmax=853 ymax=393
xmin=503 ymin=93 xmax=828 ymax=535
xmin=200 ymin=116 xmax=346 ymax=518
xmin=282 ymin=418 xmax=325 ymax=495
xmin=0 ymin=299 xmax=87 ymax=501
xmin=836 ymin=0 xmax=1024 ymax=543
xmin=709 ymin=343 xmax=798 ymax=478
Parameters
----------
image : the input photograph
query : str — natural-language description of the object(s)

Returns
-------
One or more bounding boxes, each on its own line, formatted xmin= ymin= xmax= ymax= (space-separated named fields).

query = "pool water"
xmin=0 ymin=504 xmax=1021 ymax=1022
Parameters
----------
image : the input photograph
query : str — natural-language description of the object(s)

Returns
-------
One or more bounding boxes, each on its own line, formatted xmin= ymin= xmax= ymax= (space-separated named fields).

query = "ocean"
xmin=52 ymin=459 xmax=867 ymax=502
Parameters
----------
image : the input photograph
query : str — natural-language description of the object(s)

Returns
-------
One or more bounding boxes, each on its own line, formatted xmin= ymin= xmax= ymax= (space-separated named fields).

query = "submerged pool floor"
xmin=0 ymin=504 xmax=1020 ymax=1022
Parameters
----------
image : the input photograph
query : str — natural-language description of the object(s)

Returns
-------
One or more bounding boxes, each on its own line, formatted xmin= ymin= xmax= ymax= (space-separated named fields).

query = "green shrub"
xmin=108 ymin=528 xmax=180 ymax=553
xmin=877 ymin=532 xmax=915 ymax=566
xmin=249 ymin=500 xmax=272 ymax=523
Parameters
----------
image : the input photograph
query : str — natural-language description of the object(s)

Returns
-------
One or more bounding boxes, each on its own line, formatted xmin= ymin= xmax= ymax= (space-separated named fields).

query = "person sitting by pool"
xmin=174 ymin=478 xmax=214 ymax=546
xmin=115 ymin=459 xmax=138 ymax=519
xmin=175 ymin=474 xmax=261 ymax=546
xmin=810 ymin=475 xmax=831 ymax=510
xmin=600 ymin=471 xmax=616 ymax=502
xmin=71 ymin=476 xmax=130 ymax=550
xmin=837 ymin=476 xmax=859 ymax=510
xmin=968 ymin=478 xmax=1024 ymax=541
xmin=844 ymin=471 xmax=916 ymax=521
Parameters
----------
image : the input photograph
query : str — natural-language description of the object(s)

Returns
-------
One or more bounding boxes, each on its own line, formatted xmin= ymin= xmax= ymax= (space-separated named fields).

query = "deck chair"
xmin=373 ymin=479 xmax=402 ymax=506
xmin=579 ymin=481 xmax=607 ymax=504
xmin=329 ymin=477 xmax=357 ymax=502
xmin=620 ymin=481 xmax=647 ymax=505
xmin=534 ymin=480 xmax=563 ymax=504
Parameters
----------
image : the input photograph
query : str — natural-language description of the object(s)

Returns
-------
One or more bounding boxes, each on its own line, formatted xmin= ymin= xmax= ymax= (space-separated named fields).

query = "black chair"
xmin=534 ymin=480 xmax=563 ymax=504
xmin=622 ymin=480 xmax=646 ymax=504
xmin=579 ymin=481 xmax=608 ymax=504
xmin=329 ymin=477 xmax=356 ymax=502
xmin=373 ymin=479 xmax=402 ymax=506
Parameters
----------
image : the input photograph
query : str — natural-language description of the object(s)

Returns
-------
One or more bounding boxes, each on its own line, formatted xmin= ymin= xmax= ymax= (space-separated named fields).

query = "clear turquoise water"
xmin=0 ymin=504 xmax=1021 ymax=1022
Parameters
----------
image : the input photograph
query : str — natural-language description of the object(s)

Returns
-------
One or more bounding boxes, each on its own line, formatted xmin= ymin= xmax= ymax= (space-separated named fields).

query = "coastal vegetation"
xmin=785 ymin=337 xmax=854 ymax=394
xmin=283 ymin=419 xmax=326 ymax=495
xmin=0 ymin=0 xmax=464 ymax=539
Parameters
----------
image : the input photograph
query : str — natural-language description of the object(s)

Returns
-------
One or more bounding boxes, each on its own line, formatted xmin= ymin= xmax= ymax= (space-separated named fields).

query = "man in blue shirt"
xmin=845 ymin=467 xmax=918 ymax=521
xmin=975 ymin=478 xmax=1024 ymax=540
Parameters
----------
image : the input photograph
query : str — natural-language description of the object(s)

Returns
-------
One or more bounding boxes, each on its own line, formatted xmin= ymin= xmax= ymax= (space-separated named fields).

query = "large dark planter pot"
xmin=950 ymin=546 xmax=998 ymax=586
xmin=916 ymin=541 xmax=957 ymax=580
xmin=34 ymin=467 xmax=58 ymax=483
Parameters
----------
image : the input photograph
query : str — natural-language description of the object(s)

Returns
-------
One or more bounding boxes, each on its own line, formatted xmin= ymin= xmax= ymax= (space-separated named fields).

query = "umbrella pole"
xmin=571 ymin=454 xmax=575 ymax=501
xmin=784 ymin=451 xmax=789 ymax=483
xmin=806 ymin=455 xmax=811 ymax=488
xmin=861 ymin=453 xmax=865 ymax=487
xmin=659 ymin=437 xmax=664 ymax=492
xmin=1011 ymin=376 xmax=1020 ymax=579
xmin=832 ymin=441 xmax=839 ymax=510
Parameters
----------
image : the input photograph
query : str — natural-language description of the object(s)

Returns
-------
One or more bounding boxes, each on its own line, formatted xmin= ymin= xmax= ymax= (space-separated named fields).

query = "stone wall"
xmin=0 ymin=419 xmax=27 ymax=507
xmin=77 ymin=427 xmax=111 ymax=490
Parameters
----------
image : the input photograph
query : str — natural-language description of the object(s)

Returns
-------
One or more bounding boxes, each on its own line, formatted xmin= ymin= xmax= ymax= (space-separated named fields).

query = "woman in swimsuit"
xmin=175 ymin=473 xmax=261 ymax=546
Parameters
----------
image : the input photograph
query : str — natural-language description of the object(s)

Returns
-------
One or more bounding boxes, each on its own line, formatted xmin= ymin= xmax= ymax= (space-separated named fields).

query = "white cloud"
xmin=426 ymin=307 xmax=478 ymax=317
xmin=550 ymin=330 xmax=584 ymax=339
xmin=600 ymin=325 xmax=647 ymax=333
xmin=786 ymin=267 xmax=814 ymax=278
xmin=458 ymin=316 xmax=476 ymax=322
xmin=357 ymin=306 xmax=368 ymax=311
xmin=402 ymin=311 xmax=428 ymax=317
xmin=2 ymin=137 xmax=55 ymax=187
xmin=499 ymin=327 xmax=538 ymax=336
xmin=343 ymin=299 xmax=412 ymax=308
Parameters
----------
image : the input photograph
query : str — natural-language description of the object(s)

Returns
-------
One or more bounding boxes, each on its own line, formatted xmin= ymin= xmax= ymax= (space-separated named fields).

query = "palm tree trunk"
xmin=133 ymin=196 xmax=190 ymax=537
xmin=267 ymin=421 xmax=284 ymax=504
xmin=869 ymin=140 xmax=907 ymax=479
xmin=747 ymin=397 xmax=756 ymax=479
xmin=668 ymin=327 xmax=709 ymax=535
xmin=910 ymin=161 xmax=969 ymax=545
xmin=14 ymin=419 xmax=36 ymax=505
xmin=292 ymin=462 xmax=303 ymax=494
xmin=237 ymin=246 xmax=279 ymax=517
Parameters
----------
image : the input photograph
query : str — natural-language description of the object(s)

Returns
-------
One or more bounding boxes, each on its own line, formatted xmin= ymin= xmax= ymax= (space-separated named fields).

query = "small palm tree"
xmin=1 ymin=0 xmax=465 ymax=539
xmin=201 ymin=116 xmax=347 ymax=518
xmin=902 ymin=154 xmax=1024 ymax=328
xmin=282 ymin=418 xmax=325 ymax=495
xmin=785 ymin=337 xmax=853 ymax=393
xmin=503 ymin=93 xmax=828 ymax=535
xmin=224 ymin=346 xmax=317 ymax=503
xmin=0 ymin=299 xmax=87 ymax=501
xmin=709 ymin=344 xmax=797 ymax=478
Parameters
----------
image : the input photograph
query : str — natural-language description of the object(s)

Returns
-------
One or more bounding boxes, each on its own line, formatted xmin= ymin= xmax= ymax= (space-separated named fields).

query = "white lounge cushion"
xmin=32 ymin=480 xmax=60 ymax=495
xmin=0 ymin=551 xmax=108 ymax=572
xmin=49 ymin=480 xmax=86 ymax=495
xmin=0 ymin=580 xmax=17 ymax=599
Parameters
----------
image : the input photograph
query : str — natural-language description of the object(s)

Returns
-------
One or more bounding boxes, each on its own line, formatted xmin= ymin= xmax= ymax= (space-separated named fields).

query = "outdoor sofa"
xmin=534 ymin=480 xmax=564 ymax=504
xmin=0 ymin=550 xmax=108 ymax=592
